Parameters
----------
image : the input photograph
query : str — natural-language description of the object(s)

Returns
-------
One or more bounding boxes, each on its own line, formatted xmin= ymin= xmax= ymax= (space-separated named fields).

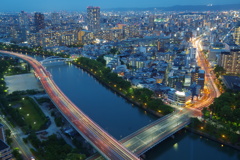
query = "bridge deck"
xmin=40 ymin=57 xmax=73 ymax=65
xmin=88 ymin=112 xmax=190 ymax=159
xmin=1 ymin=51 xmax=139 ymax=160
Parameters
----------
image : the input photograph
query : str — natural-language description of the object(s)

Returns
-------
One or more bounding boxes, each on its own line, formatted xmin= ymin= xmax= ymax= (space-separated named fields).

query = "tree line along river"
xmin=34 ymin=55 xmax=240 ymax=160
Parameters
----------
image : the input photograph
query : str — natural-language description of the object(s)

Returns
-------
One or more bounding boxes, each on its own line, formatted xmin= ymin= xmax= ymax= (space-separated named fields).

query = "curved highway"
xmin=1 ymin=41 xmax=221 ymax=160
xmin=1 ymin=50 xmax=139 ymax=160
xmin=193 ymin=38 xmax=221 ymax=109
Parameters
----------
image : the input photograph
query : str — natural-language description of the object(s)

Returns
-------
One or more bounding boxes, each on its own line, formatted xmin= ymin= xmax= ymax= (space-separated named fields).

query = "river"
xmin=34 ymin=55 xmax=240 ymax=160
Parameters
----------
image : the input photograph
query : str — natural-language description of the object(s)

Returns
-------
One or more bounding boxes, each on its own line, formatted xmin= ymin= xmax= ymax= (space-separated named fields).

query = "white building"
xmin=167 ymin=89 xmax=192 ymax=106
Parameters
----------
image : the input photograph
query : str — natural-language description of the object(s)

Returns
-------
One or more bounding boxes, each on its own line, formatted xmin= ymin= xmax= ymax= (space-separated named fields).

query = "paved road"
xmin=30 ymin=96 xmax=75 ymax=148
xmin=0 ymin=116 xmax=33 ymax=160
xmin=120 ymin=111 xmax=190 ymax=155
xmin=193 ymin=38 xmax=220 ymax=108
xmin=1 ymin=51 xmax=139 ymax=160
xmin=88 ymin=110 xmax=192 ymax=160
xmin=88 ymin=38 xmax=221 ymax=160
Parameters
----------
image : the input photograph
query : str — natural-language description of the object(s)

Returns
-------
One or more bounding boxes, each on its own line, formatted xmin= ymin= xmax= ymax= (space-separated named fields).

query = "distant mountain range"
xmin=103 ymin=4 xmax=240 ymax=12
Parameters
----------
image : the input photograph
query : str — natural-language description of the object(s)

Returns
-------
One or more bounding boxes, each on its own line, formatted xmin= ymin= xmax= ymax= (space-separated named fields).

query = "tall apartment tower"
xmin=19 ymin=11 xmax=29 ymax=41
xmin=51 ymin=12 xmax=61 ymax=25
xmin=0 ymin=124 xmax=13 ymax=160
xmin=148 ymin=15 xmax=155 ymax=30
xmin=233 ymin=21 xmax=240 ymax=45
xmin=87 ymin=6 xmax=100 ymax=32
xmin=19 ymin=11 xmax=29 ymax=27
xmin=191 ymin=66 xmax=205 ymax=89
xmin=34 ymin=12 xmax=45 ymax=32
xmin=218 ymin=50 xmax=240 ymax=75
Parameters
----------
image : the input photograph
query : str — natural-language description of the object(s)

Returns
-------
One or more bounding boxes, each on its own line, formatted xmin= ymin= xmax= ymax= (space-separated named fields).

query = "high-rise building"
xmin=87 ymin=6 xmax=100 ymax=32
xmin=218 ymin=50 xmax=240 ymax=75
xmin=60 ymin=34 xmax=77 ymax=46
xmin=148 ymin=15 xmax=155 ymax=30
xmin=19 ymin=11 xmax=29 ymax=27
xmin=0 ymin=124 xmax=13 ymax=160
xmin=51 ymin=12 xmax=61 ymax=25
xmin=34 ymin=12 xmax=45 ymax=32
xmin=191 ymin=66 xmax=205 ymax=89
xmin=19 ymin=11 xmax=29 ymax=41
xmin=233 ymin=21 xmax=240 ymax=45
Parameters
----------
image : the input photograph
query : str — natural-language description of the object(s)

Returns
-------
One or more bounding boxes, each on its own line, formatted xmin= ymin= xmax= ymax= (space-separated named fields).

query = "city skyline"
xmin=0 ymin=0 xmax=239 ymax=159
xmin=0 ymin=0 xmax=240 ymax=12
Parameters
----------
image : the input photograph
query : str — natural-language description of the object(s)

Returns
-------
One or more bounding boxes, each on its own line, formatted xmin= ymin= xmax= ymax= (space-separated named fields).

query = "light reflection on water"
xmin=30 ymin=55 xmax=240 ymax=160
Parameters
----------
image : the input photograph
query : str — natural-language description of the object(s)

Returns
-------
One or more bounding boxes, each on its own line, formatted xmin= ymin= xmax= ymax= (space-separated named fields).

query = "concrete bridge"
xmin=88 ymin=112 xmax=190 ymax=160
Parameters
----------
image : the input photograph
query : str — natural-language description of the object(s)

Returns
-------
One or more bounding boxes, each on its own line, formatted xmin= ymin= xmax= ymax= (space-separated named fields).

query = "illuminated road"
xmin=117 ymin=37 xmax=221 ymax=156
xmin=88 ymin=37 xmax=221 ymax=160
xmin=192 ymin=38 xmax=221 ymax=109
xmin=88 ymin=110 xmax=191 ymax=160
xmin=1 ymin=51 xmax=139 ymax=160
xmin=120 ymin=111 xmax=190 ymax=155
xmin=1 ymin=43 xmax=219 ymax=160
xmin=0 ymin=116 xmax=33 ymax=160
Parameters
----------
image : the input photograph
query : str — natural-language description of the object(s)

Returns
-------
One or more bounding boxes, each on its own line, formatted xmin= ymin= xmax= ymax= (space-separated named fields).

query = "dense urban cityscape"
xmin=0 ymin=1 xmax=239 ymax=160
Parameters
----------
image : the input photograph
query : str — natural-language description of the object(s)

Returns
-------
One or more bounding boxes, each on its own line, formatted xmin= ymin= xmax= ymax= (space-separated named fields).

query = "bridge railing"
xmin=135 ymin=120 xmax=190 ymax=155
xmin=40 ymin=58 xmax=73 ymax=64
xmin=120 ymin=112 xmax=175 ymax=143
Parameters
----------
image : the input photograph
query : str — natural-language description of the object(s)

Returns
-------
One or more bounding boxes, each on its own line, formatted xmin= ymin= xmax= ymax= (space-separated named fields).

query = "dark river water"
xmin=35 ymin=55 xmax=240 ymax=160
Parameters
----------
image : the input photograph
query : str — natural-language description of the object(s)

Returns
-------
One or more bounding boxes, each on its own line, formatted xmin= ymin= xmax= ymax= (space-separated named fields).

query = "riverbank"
xmin=72 ymin=61 xmax=164 ymax=118
xmin=71 ymin=61 xmax=240 ymax=153
xmin=4 ymin=50 xmax=239 ymax=157
xmin=186 ymin=127 xmax=240 ymax=152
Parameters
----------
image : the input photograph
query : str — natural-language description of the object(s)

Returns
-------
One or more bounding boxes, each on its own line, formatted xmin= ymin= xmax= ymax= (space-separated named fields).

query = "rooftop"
xmin=0 ymin=140 xmax=9 ymax=151
xmin=222 ymin=75 xmax=240 ymax=91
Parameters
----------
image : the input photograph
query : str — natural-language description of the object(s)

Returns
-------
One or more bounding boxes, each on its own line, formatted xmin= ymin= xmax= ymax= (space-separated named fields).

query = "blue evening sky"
xmin=1 ymin=0 xmax=239 ymax=12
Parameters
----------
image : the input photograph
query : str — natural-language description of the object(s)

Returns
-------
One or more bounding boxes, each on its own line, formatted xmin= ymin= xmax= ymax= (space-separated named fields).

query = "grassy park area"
xmin=18 ymin=97 xmax=47 ymax=131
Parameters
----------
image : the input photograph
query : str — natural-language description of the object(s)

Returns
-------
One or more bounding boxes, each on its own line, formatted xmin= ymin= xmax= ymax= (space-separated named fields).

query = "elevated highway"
xmin=1 ymin=43 xmax=219 ymax=160
xmin=88 ymin=110 xmax=191 ymax=160
xmin=1 ymin=50 xmax=139 ymax=160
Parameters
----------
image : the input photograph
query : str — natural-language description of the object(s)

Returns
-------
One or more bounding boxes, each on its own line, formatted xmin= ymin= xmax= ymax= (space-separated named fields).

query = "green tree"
xmin=54 ymin=117 xmax=63 ymax=127
xmin=65 ymin=153 xmax=86 ymax=160
xmin=96 ymin=55 xmax=106 ymax=66
xmin=202 ymin=107 xmax=209 ymax=119
xmin=214 ymin=65 xmax=225 ymax=77
xmin=109 ymin=48 xmax=120 ymax=55
xmin=12 ymin=148 xmax=24 ymax=160
xmin=133 ymin=88 xmax=153 ymax=103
